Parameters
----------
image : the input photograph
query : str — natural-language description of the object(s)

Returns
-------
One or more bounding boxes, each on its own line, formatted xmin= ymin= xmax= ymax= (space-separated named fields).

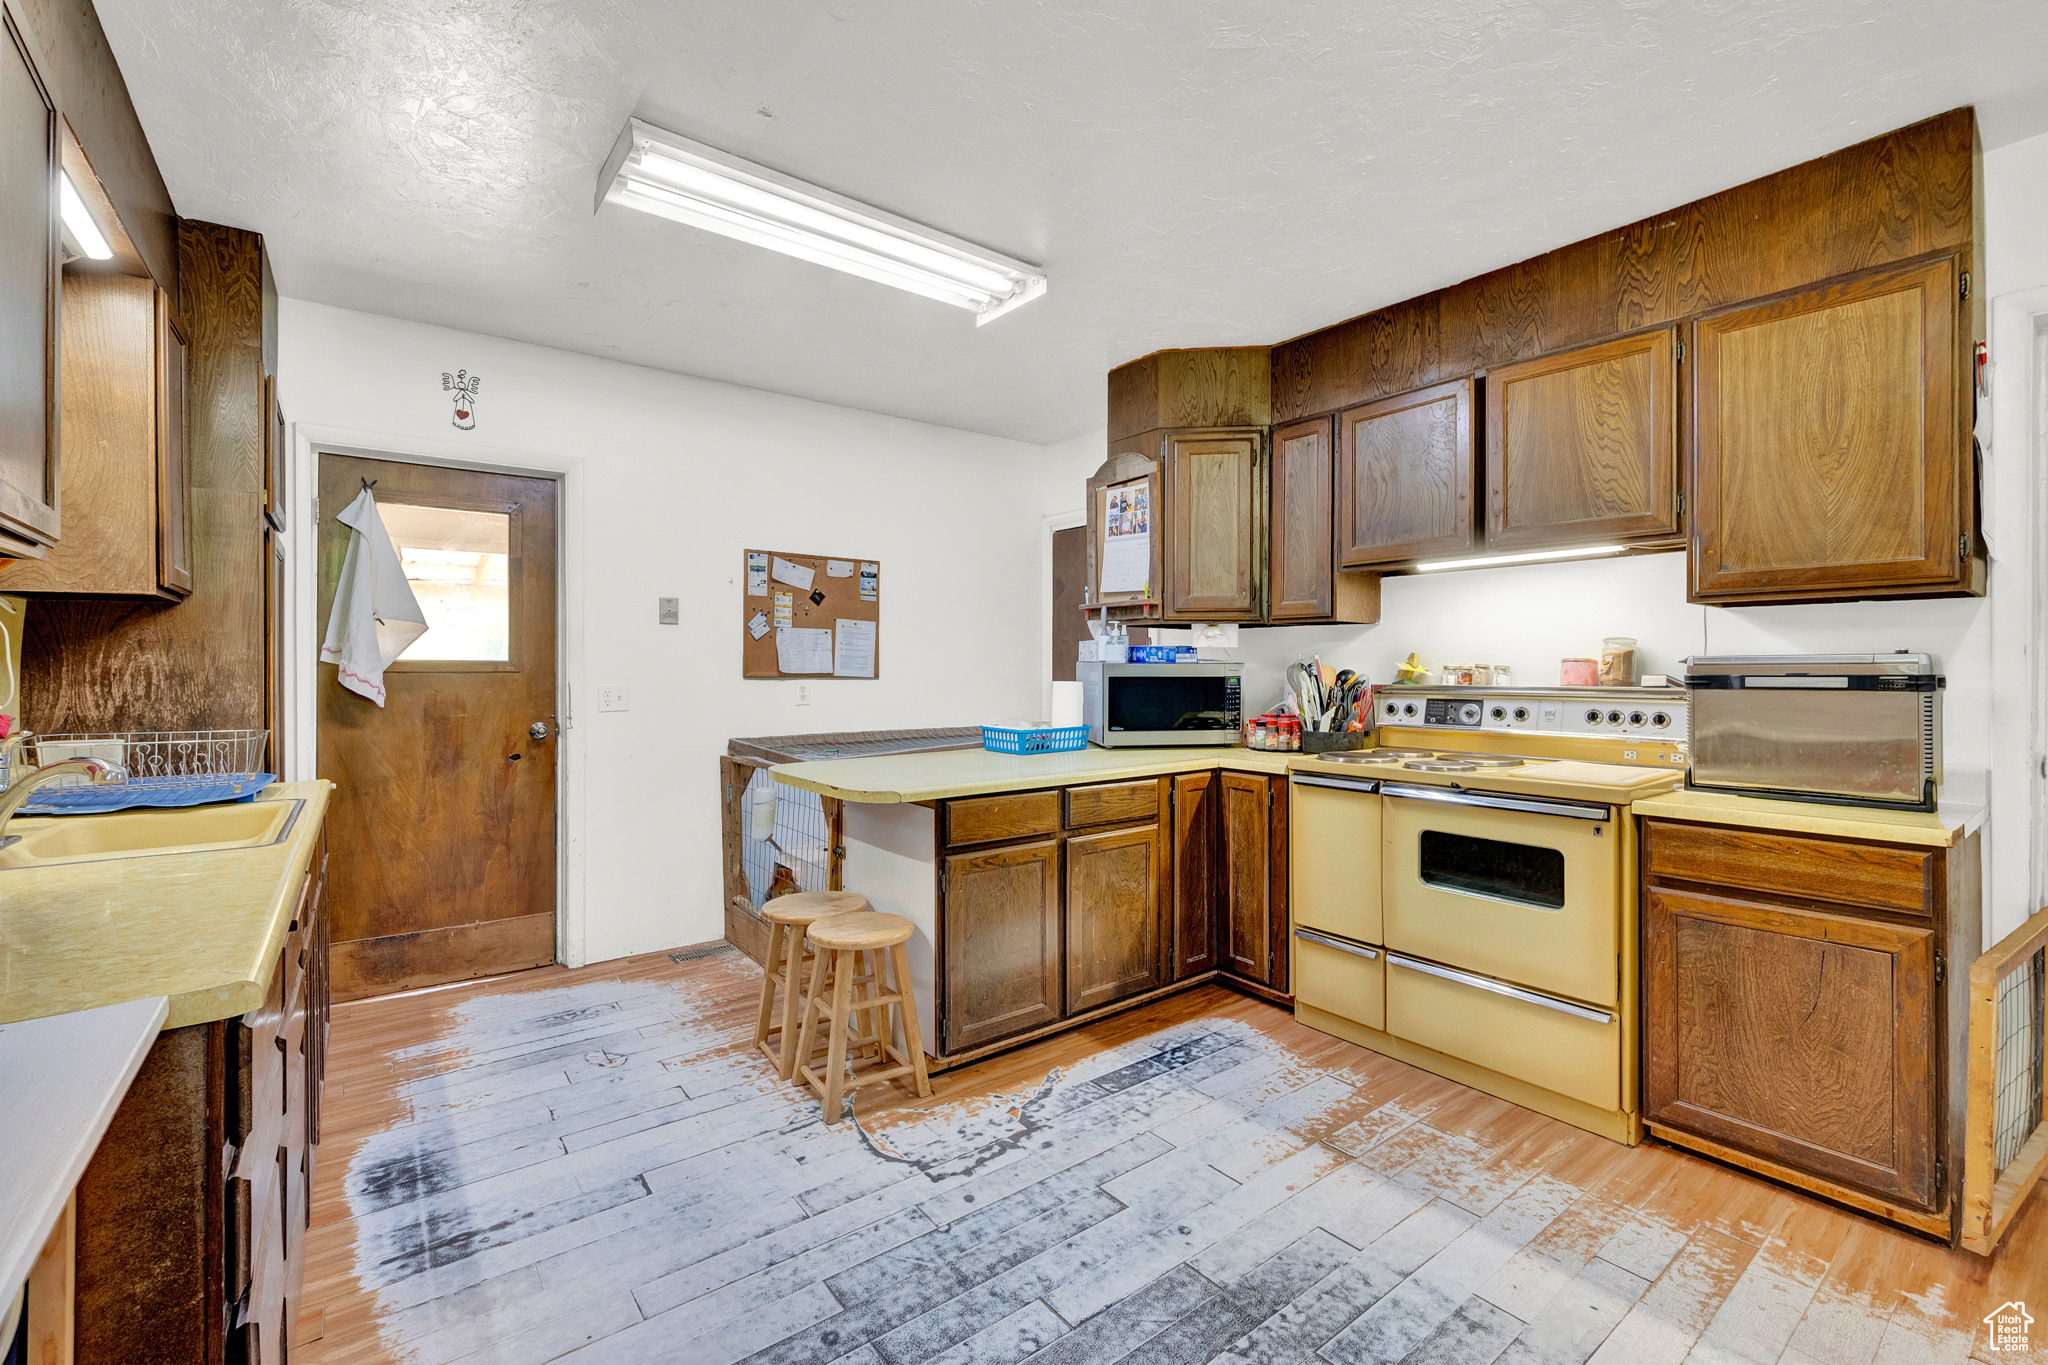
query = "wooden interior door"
xmin=1643 ymin=885 xmax=1938 ymax=1209
xmin=941 ymin=839 xmax=1063 ymax=1053
xmin=1336 ymin=378 xmax=1475 ymax=567
xmin=1689 ymin=256 xmax=1965 ymax=601
xmin=1484 ymin=328 xmax=1679 ymax=551
xmin=1064 ymin=822 xmax=1164 ymax=1013
xmin=317 ymin=453 xmax=558 ymax=999
xmin=1162 ymin=429 xmax=1261 ymax=620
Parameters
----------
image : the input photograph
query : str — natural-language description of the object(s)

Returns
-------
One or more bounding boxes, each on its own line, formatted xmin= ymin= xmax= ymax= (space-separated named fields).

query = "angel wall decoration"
xmin=441 ymin=369 xmax=481 ymax=430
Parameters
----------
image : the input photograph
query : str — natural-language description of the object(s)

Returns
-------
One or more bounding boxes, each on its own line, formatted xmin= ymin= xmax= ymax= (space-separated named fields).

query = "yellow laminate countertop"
xmin=1630 ymin=786 xmax=1985 ymax=849
xmin=770 ymin=745 xmax=1296 ymax=803
xmin=0 ymin=781 xmax=333 ymax=1029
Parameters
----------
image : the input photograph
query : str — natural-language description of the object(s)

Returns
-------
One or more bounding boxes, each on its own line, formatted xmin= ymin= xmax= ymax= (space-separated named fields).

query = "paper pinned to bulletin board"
xmin=742 ymin=548 xmax=880 ymax=679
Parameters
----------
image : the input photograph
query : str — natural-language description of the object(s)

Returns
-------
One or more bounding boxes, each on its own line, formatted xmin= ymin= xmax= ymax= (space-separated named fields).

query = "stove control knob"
xmin=1456 ymin=702 xmax=1482 ymax=725
xmin=1606 ymin=709 xmax=1625 ymax=726
xmin=1488 ymin=705 xmax=1507 ymax=721
xmin=1628 ymin=711 xmax=1648 ymax=727
xmin=1402 ymin=701 xmax=1419 ymax=717
xmin=1512 ymin=706 xmax=1530 ymax=722
xmin=1585 ymin=708 xmax=1603 ymax=725
xmin=1384 ymin=701 xmax=1399 ymax=718
xmin=1651 ymin=711 xmax=1672 ymax=728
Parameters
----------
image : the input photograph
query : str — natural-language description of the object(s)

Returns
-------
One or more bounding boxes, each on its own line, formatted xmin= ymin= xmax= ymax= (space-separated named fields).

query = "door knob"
xmin=529 ymin=721 xmax=551 ymax=740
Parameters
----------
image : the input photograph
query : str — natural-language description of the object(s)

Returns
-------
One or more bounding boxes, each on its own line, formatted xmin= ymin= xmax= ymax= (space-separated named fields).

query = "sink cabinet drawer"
xmin=944 ymin=791 xmax=1061 ymax=846
xmin=1643 ymin=819 xmax=1934 ymax=916
xmin=1065 ymin=779 xmax=1161 ymax=829
xmin=1386 ymin=954 xmax=1620 ymax=1112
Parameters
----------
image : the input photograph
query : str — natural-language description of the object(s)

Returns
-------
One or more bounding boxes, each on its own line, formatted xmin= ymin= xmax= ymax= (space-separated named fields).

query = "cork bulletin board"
xmin=741 ymin=548 xmax=881 ymax=680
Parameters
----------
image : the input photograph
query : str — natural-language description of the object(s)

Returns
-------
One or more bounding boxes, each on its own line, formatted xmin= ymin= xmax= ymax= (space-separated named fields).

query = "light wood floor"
xmin=296 ymin=947 xmax=2047 ymax=1364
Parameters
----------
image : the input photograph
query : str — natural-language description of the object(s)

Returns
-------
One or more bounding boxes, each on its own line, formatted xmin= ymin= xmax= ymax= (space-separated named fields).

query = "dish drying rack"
xmin=1 ymin=729 xmax=274 ymax=812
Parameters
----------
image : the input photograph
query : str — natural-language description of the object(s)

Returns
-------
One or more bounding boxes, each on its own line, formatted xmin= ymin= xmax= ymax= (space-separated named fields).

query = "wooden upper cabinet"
xmin=1690 ymin=256 xmax=1974 ymax=602
xmin=1162 ymin=428 xmax=1261 ymax=621
xmin=1065 ymin=822 xmax=1165 ymax=1014
xmin=1269 ymin=416 xmax=1380 ymax=624
xmin=1644 ymin=884 xmax=1938 ymax=1210
xmin=1484 ymin=328 xmax=1679 ymax=551
xmin=1336 ymin=378 xmax=1475 ymax=567
xmin=0 ymin=5 xmax=60 ymax=556
xmin=941 ymin=839 xmax=1063 ymax=1053
xmin=8 ymin=275 xmax=192 ymax=597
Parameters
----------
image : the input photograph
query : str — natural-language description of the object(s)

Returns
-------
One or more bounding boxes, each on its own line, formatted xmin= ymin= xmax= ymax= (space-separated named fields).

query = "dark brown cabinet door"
xmin=1221 ymin=773 xmax=1288 ymax=989
xmin=0 ymin=5 xmax=59 ymax=553
xmin=1170 ymin=771 xmax=1219 ymax=980
xmin=1690 ymin=256 xmax=1970 ymax=602
xmin=1268 ymin=417 xmax=1335 ymax=619
xmin=1484 ymin=328 xmax=1679 ymax=551
xmin=1337 ymin=378 xmax=1475 ymax=567
xmin=1065 ymin=822 xmax=1165 ymax=1013
xmin=1644 ymin=885 xmax=1938 ymax=1209
xmin=942 ymin=838 xmax=1063 ymax=1052
xmin=155 ymin=289 xmax=193 ymax=594
xmin=1163 ymin=428 xmax=1261 ymax=620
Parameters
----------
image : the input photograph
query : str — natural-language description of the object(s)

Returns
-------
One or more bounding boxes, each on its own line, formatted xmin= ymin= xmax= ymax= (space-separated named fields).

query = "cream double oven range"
xmin=1290 ymin=687 xmax=1689 ymax=1144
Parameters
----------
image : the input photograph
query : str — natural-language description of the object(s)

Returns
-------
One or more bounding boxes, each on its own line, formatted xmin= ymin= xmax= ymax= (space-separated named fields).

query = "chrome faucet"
xmin=0 ymin=736 xmax=129 ymax=850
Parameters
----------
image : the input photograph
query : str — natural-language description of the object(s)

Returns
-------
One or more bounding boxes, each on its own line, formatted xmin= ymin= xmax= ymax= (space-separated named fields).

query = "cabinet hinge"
xmin=1674 ymin=337 xmax=1685 ymax=363
xmin=1936 ymin=1155 xmax=1948 ymax=1190
xmin=1960 ymin=271 xmax=1972 ymax=300
xmin=1675 ymin=491 xmax=1686 ymax=519
xmin=1934 ymin=951 xmax=1946 ymax=987
xmin=1960 ymin=533 xmax=1973 ymax=560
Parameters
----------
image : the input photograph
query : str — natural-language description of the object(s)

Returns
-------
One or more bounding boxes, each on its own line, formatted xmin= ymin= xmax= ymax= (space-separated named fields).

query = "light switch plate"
xmin=598 ymin=684 xmax=630 ymax=712
xmin=658 ymin=597 xmax=679 ymax=625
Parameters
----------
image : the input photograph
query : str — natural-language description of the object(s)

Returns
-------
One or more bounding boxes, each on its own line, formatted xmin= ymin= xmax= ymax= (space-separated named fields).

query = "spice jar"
xmin=1599 ymin=637 xmax=1637 ymax=687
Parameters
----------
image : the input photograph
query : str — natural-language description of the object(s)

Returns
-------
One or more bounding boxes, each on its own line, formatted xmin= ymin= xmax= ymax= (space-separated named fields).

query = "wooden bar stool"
xmin=753 ymin=891 xmax=869 ymax=1079
xmin=794 ymin=910 xmax=933 ymax=1123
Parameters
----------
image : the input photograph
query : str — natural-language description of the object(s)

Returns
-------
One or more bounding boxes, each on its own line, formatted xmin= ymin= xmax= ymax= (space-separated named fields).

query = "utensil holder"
xmin=1301 ymin=731 xmax=1365 ymax=755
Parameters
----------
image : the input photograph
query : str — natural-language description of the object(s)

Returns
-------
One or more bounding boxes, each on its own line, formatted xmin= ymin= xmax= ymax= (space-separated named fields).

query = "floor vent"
xmin=671 ymin=943 xmax=737 ymax=964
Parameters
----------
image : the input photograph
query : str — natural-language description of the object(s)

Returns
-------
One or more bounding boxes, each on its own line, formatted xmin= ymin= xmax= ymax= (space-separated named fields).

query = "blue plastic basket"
xmin=981 ymin=722 xmax=1090 ymax=755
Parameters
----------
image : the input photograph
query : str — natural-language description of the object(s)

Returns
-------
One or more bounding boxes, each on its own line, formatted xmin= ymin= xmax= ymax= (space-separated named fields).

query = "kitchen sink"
xmin=0 ymin=799 xmax=301 ymax=869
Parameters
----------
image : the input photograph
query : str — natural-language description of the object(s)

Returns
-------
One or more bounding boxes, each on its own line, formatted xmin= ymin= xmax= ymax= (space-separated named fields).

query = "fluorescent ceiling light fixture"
xmin=59 ymin=172 xmax=112 ymax=260
xmin=1413 ymin=544 xmax=1628 ymax=573
xmin=597 ymin=118 xmax=1046 ymax=325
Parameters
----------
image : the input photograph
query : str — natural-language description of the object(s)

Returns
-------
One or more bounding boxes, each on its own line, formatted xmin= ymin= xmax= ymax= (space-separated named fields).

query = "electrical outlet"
xmin=598 ymin=684 xmax=630 ymax=712
xmin=657 ymin=596 xmax=679 ymax=625
xmin=795 ymin=683 xmax=812 ymax=707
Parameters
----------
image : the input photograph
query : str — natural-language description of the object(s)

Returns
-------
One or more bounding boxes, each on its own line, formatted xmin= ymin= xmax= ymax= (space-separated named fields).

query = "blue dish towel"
xmin=20 ymin=773 xmax=278 ymax=814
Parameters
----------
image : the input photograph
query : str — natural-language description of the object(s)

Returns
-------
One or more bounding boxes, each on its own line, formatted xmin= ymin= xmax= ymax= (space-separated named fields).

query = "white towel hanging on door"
xmin=320 ymin=486 xmax=428 ymax=706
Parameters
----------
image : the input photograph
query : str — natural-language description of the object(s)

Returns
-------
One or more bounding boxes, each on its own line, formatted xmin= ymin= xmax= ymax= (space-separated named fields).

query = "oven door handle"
xmin=1387 ymin=953 xmax=1615 ymax=1024
xmin=1291 ymin=775 xmax=1380 ymax=794
xmin=1294 ymin=927 xmax=1379 ymax=959
xmin=1379 ymin=782 xmax=1610 ymax=822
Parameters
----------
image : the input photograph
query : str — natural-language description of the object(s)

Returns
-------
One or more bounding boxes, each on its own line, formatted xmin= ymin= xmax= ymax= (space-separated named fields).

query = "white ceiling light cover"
xmin=597 ymin=118 xmax=1047 ymax=325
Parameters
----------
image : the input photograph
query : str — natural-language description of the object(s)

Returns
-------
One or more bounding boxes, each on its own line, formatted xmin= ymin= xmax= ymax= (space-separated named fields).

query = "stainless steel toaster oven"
xmin=1682 ymin=653 xmax=1942 ymax=811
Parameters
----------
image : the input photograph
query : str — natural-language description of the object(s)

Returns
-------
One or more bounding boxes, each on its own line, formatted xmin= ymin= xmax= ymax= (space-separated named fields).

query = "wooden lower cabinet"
xmin=1065 ymin=823 xmax=1166 ymax=1013
xmin=940 ymin=839 xmax=1063 ymax=1054
xmin=936 ymin=772 xmax=1284 ymax=1058
xmin=73 ymin=836 xmax=329 ymax=1364
xmin=1170 ymin=771 xmax=1220 ymax=979
xmin=1220 ymin=772 xmax=1289 ymax=992
xmin=1641 ymin=818 xmax=1977 ymax=1238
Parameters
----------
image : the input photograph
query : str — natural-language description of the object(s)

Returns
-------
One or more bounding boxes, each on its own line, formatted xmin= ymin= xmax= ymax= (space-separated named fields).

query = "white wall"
xmin=280 ymin=300 xmax=1048 ymax=965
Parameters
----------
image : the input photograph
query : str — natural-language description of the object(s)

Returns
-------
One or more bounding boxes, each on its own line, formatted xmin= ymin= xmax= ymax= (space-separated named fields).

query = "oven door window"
xmin=1417 ymin=829 xmax=1566 ymax=910
xmin=1107 ymin=676 xmax=1232 ymax=732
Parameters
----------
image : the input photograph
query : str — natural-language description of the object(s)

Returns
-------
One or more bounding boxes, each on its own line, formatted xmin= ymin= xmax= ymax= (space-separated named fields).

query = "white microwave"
xmin=1078 ymin=661 xmax=1243 ymax=747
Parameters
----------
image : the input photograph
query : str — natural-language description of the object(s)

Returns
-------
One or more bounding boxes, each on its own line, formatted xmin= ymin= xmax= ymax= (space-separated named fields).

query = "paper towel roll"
xmin=1050 ymin=680 xmax=1085 ymax=727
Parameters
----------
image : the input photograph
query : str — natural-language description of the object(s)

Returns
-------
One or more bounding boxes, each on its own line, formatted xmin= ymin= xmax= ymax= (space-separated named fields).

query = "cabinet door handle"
xmin=1381 ymin=782 xmax=1610 ymax=822
xmin=1291 ymin=775 xmax=1380 ymax=794
xmin=1294 ymin=927 xmax=1378 ymax=959
xmin=1386 ymin=952 xmax=1613 ymax=1023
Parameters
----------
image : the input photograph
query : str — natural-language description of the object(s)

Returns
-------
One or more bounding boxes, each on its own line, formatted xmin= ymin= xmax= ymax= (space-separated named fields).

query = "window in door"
xmin=377 ymin=502 xmax=511 ymax=662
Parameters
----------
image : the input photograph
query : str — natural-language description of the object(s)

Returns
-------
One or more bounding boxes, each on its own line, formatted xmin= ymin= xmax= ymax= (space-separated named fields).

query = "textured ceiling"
xmin=95 ymin=0 xmax=2048 ymax=444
